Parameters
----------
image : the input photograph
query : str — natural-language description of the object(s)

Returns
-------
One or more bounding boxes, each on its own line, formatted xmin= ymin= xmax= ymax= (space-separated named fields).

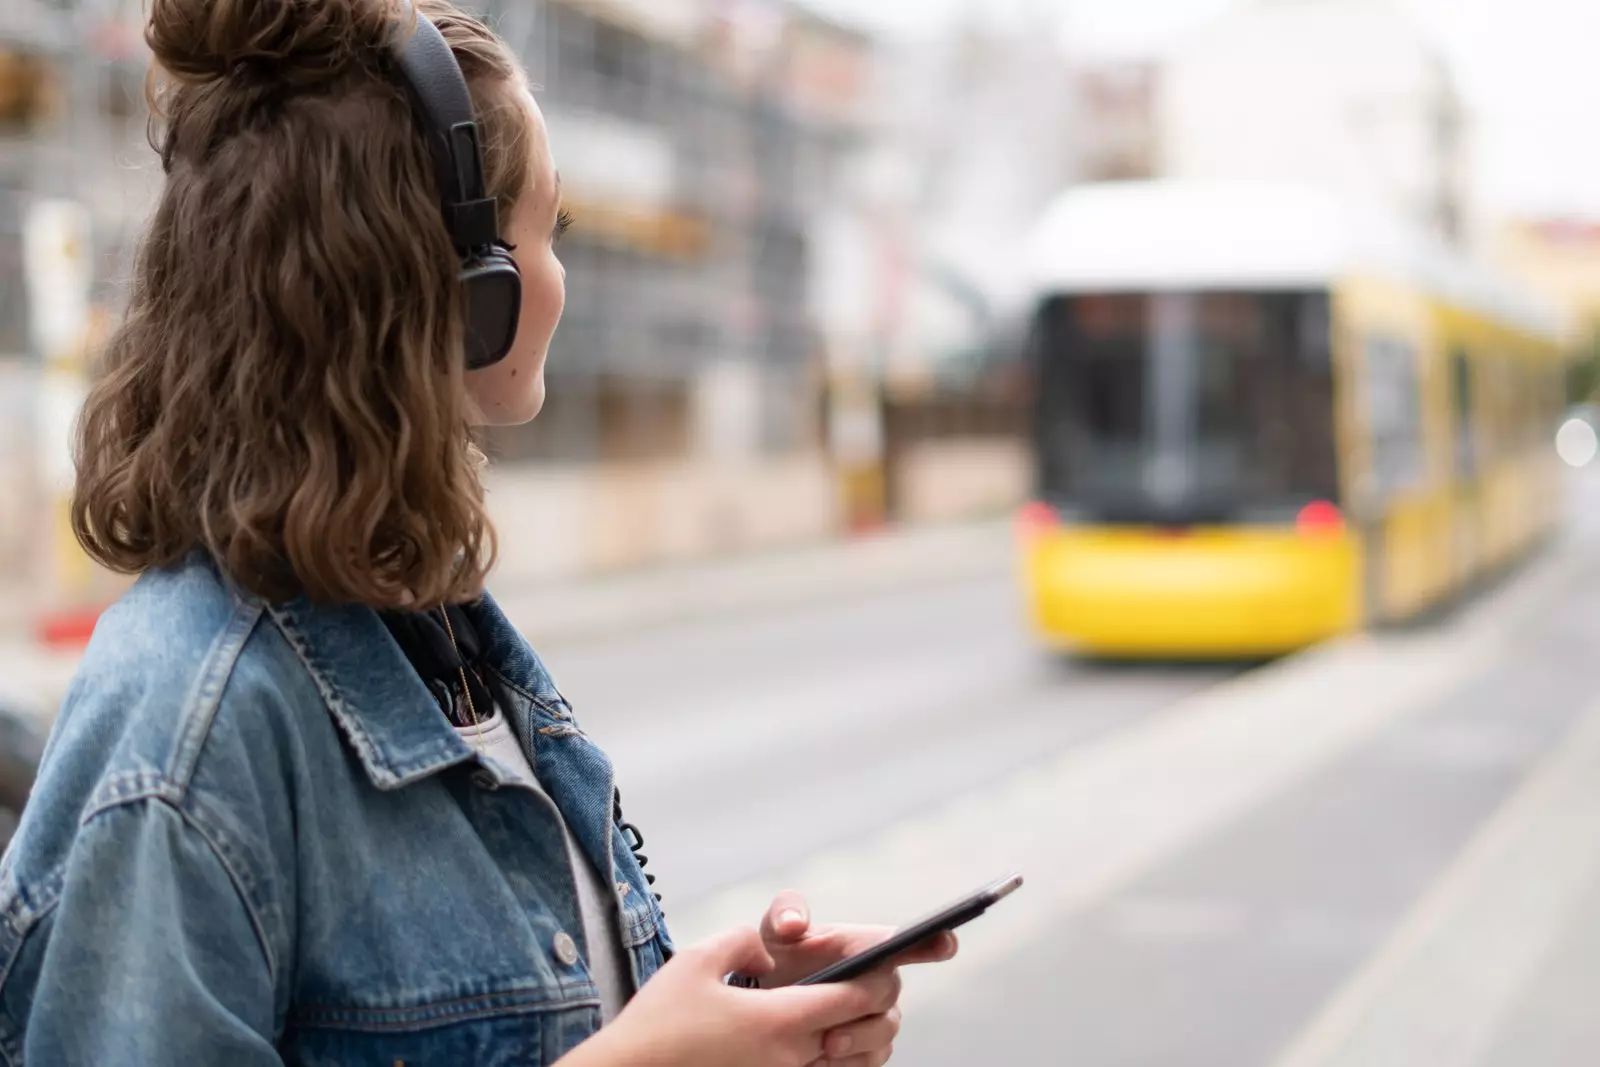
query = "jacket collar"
xmin=263 ymin=590 xmax=563 ymax=791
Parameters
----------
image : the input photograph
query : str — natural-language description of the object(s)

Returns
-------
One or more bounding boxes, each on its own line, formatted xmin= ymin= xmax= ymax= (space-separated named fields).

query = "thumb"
xmin=693 ymin=926 xmax=777 ymax=980
xmin=760 ymin=889 xmax=812 ymax=945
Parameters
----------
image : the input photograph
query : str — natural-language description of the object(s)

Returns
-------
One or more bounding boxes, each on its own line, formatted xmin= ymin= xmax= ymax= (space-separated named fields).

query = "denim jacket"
xmin=0 ymin=554 xmax=673 ymax=1066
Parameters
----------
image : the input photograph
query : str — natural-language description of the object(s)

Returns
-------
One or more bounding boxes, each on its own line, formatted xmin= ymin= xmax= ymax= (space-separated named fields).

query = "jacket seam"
xmin=482 ymin=664 xmax=569 ymax=721
xmin=262 ymin=606 xmax=392 ymax=783
xmin=289 ymin=987 xmax=601 ymax=1031
xmin=620 ymin=900 xmax=659 ymax=948
xmin=81 ymin=772 xmax=181 ymax=824
xmin=0 ymin=794 xmax=277 ymax=1065
xmin=0 ymin=865 xmax=65 ymax=1067
xmin=164 ymin=598 xmax=264 ymax=792
xmin=174 ymin=793 xmax=281 ymax=987
xmin=81 ymin=794 xmax=280 ymax=992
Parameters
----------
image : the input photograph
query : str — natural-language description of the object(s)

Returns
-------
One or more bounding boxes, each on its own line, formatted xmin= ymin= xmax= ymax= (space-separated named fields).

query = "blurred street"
xmin=536 ymin=568 xmax=1230 ymax=905
xmin=7 ymin=472 xmax=1600 ymax=1065
xmin=8 ymin=0 xmax=1600 ymax=1063
xmin=497 ymin=467 xmax=1600 ymax=1067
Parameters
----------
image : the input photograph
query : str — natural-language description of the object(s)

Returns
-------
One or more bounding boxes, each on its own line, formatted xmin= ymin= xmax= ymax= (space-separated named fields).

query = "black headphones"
xmin=390 ymin=10 xmax=522 ymax=370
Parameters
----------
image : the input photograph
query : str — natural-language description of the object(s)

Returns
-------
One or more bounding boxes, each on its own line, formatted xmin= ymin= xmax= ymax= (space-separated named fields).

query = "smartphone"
xmin=793 ymin=873 xmax=1024 ymax=986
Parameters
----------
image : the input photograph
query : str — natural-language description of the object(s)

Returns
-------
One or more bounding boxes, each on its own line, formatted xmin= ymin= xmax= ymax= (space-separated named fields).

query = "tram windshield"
xmin=1031 ymin=290 xmax=1340 ymax=523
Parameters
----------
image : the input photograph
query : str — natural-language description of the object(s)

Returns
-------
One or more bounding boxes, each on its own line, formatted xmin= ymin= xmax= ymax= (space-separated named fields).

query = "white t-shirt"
xmin=456 ymin=707 xmax=633 ymax=1023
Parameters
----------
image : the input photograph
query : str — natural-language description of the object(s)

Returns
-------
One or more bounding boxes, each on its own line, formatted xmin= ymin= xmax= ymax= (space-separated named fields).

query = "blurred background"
xmin=8 ymin=0 xmax=1600 ymax=1063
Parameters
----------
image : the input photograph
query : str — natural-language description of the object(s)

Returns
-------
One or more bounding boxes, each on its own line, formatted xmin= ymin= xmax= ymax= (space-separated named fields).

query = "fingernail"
xmin=832 ymin=1035 xmax=854 ymax=1056
xmin=779 ymin=908 xmax=805 ymax=926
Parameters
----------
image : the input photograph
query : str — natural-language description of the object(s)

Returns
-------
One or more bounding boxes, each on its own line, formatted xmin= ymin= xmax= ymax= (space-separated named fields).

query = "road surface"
xmin=536 ymin=574 xmax=1233 ymax=905
xmin=508 ymin=467 xmax=1600 ymax=1067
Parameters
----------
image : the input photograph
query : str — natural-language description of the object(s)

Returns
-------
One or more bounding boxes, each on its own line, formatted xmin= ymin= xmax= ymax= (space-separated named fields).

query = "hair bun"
xmin=146 ymin=0 xmax=398 ymax=88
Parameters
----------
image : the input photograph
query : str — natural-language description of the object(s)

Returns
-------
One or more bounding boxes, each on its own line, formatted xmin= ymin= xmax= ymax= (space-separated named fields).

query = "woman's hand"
xmin=566 ymin=925 xmax=905 ymax=1067
xmin=758 ymin=890 xmax=960 ymax=1065
xmin=757 ymin=889 xmax=960 ymax=991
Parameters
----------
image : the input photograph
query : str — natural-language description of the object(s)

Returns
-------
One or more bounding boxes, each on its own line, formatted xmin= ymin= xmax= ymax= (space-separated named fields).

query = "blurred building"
xmin=463 ymin=0 xmax=889 ymax=575
xmin=6 ymin=0 xmax=867 ymax=468
xmin=2 ymin=0 xmax=151 ymax=613
xmin=1 ymin=0 xmax=1036 ymax=591
xmin=886 ymin=17 xmax=1078 ymax=332
xmin=480 ymin=0 xmax=872 ymax=470
xmin=0 ymin=1 xmax=73 ymax=599
xmin=1494 ymin=219 xmax=1600 ymax=342
xmin=1074 ymin=61 xmax=1159 ymax=183
xmin=1160 ymin=0 xmax=1472 ymax=247
xmin=3 ymin=0 xmax=151 ymax=321
xmin=801 ymin=15 xmax=1076 ymax=526
xmin=1 ymin=0 xmax=69 ymax=362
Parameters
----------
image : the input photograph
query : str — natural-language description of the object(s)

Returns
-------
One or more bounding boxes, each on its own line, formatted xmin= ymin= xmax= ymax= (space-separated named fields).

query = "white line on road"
xmin=669 ymin=623 xmax=1500 ymax=1006
xmin=599 ymin=638 xmax=1032 ymax=794
xmin=663 ymin=528 xmax=1587 ymax=1017
xmin=497 ymin=520 xmax=1014 ymax=647
xmin=1267 ymin=695 xmax=1600 ymax=1067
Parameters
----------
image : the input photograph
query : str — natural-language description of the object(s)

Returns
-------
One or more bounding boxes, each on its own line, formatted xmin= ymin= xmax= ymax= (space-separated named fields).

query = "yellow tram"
xmin=1018 ymin=181 xmax=1566 ymax=658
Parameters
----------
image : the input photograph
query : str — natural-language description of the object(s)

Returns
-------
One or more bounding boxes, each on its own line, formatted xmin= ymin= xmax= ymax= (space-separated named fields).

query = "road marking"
xmin=499 ymin=520 xmax=1014 ymax=646
xmin=665 ymin=531 xmax=1587 ymax=1014
xmin=669 ymin=625 xmax=1495 ymax=1010
xmin=601 ymin=639 xmax=1030 ymax=793
xmin=1268 ymin=694 xmax=1600 ymax=1067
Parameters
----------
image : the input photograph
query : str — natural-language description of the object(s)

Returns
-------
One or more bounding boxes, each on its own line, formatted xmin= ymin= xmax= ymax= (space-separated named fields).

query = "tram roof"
xmin=1025 ymin=180 xmax=1563 ymax=339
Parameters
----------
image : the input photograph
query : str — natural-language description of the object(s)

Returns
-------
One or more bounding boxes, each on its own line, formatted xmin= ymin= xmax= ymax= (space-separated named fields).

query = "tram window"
xmin=0 ymin=192 xmax=26 ymax=357
xmin=1524 ymin=362 xmax=1552 ymax=449
xmin=1194 ymin=292 xmax=1338 ymax=502
xmin=1031 ymin=294 xmax=1148 ymax=502
xmin=1059 ymin=294 xmax=1146 ymax=443
xmin=1450 ymin=349 xmax=1475 ymax=477
xmin=1476 ymin=356 xmax=1495 ymax=460
xmin=1485 ymin=356 xmax=1513 ymax=459
xmin=1505 ymin=359 xmax=1526 ymax=454
xmin=1031 ymin=289 xmax=1338 ymax=512
xmin=1547 ymin=364 xmax=1565 ymax=429
xmin=1512 ymin=362 xmax=1533 ymax=451
xmin=1365 ymin=336 xmax=1425 ymax=496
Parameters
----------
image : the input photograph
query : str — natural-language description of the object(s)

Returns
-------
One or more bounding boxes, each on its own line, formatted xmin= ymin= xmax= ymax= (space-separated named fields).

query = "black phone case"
xmin=793 ymin=874 xmax=1022 ymax=986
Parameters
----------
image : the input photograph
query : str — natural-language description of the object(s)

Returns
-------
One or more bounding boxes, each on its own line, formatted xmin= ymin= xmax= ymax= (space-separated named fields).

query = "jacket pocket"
xmin=283 ymin=989 xmax=602 ymax=1067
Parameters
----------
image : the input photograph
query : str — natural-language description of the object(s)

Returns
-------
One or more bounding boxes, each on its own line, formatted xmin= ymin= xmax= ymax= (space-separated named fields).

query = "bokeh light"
xmin=1557 ymin=416 xmax=1598 ymax=467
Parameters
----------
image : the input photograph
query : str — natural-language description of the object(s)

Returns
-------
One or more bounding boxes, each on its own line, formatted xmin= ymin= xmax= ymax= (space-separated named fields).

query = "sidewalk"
xmin=494 ymin=517 xmax=1014 ymax=647
xmin=670 ymin=524 xmax=1600 ymax=1017
xmin=1271 ymin=692 xmax=1600 ymax=1067
xmin=0 ymin=519 xmax=1015 ymax=725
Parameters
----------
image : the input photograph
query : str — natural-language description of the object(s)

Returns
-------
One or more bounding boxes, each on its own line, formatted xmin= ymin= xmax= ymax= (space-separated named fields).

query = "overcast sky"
xmin=796 ymin=0 xmax=1600 ymax=220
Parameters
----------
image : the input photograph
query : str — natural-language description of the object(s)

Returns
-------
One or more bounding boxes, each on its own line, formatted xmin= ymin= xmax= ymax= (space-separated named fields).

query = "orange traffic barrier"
xmin=35 ymin=606 xmax=105 ymax=649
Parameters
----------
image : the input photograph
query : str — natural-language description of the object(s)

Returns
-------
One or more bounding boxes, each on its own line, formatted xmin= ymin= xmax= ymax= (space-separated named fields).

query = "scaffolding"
xmin=2 ymin=0 xmax=862 ymax=466
xmin=481 ymin=0 xmax=848 ymax=464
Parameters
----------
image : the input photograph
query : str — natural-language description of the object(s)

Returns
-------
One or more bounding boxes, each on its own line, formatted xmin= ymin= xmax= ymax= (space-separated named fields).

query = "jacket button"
xmin=553 ymin=932 xmax=580 ymax=967
xmin=616 ymin=882 xmax=631 ymax=899
xmin=471 ymin=770 xmax=499 ymax=791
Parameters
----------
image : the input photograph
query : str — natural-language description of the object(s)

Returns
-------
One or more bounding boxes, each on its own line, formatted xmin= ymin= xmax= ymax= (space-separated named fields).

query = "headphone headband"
xmin=387 ymin=6 xmax=524 ymax=370
xmin=391 ymin=10 xmax=500 ymax=253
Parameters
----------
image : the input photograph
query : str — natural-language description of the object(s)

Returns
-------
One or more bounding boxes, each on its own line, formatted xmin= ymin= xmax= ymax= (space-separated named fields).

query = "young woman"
xmin=0 ymin=1 xmax=954 ymax=1064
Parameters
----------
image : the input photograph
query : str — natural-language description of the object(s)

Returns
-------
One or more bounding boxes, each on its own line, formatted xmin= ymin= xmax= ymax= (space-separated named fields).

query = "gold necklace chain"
xmin=438 ymin=606 xmax=488 ymax=755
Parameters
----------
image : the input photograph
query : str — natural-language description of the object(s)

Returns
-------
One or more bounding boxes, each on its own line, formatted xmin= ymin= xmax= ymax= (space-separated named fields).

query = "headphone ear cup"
xmin=461 ymin=251 xmax=523 ymax=370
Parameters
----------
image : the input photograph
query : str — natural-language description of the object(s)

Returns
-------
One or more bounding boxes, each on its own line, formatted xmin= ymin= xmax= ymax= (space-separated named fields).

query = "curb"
xmin=496 ymin=518 xmax=1016 ymax=647
xmin=0 ymin=519 xmax=1017 ymax=722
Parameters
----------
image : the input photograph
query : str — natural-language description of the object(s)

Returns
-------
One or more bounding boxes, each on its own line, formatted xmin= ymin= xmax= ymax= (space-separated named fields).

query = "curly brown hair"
xmin=71 ymin=0 xmax=534 ymax=608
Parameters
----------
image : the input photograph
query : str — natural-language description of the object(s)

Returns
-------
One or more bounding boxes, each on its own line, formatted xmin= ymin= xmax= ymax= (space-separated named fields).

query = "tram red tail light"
xmin=1017 ymin=502 xmax=1061 ymax=541
xmin=1296 ymin=500 xmax=1345 ymax=538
